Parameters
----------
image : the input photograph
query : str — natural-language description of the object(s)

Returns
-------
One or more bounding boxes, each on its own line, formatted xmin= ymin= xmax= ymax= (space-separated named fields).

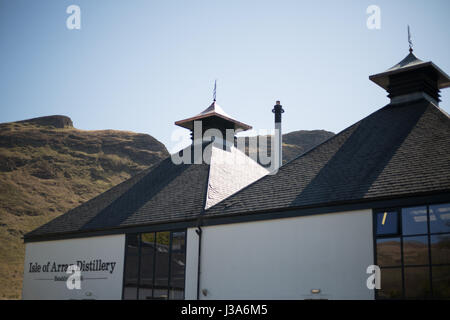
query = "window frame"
xmin=373 ymin=202 xmax=450 ymax=300
xmin=375 ymin=210 xmax=401 ymax=237
xmin=122 ymin=229 xmax=187 ymax=300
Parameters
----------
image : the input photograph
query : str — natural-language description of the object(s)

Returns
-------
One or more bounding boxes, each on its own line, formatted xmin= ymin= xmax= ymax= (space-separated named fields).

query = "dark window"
xmin=123 ymin=234 xmax=139 ymax=300
xmin=376 ymin=211 xmax=399 ymax=235
xmin=402 ymin=206 xmax=428 ymax=235
xmin=376 ymin=238 xmax=401 ymax=267
xmin=138 ymin=233 xmax=155 ymax=300
xmin=377 ymin=268 xmax=402 ymax=300
xmin=169 ymin=231 xmax=186 ymax=300
xmin=432 ymin=266 xmax=450 ymax=299
xmin=404 ymin=267 xmax=431 ymax=299
xmin=374 ymin=202 xmax=450 ymax=300
xmin=430 ymin=234 xmax=450 ymax=265
xmin=122 ymin=230 xmax=186 ymax=300
xmin=153 ymin=231 xmax=171 ymax=299
xmin=403 ymin=236 xmax=429 ymax=266
xmin=430 ymin=203 xmax=450 ymax=234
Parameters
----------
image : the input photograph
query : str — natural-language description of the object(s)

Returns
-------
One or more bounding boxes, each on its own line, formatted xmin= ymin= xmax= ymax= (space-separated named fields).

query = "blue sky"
xmin=0 ymin=0 xmax=449 ymax=152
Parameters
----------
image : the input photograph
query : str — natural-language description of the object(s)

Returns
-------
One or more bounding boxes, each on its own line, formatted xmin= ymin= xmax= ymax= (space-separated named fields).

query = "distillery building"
xmin=22 ymin=49 xmax=450 ymax=300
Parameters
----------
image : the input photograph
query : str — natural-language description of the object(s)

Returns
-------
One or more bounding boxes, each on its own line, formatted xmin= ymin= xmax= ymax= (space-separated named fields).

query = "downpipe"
xmin=195 ymin=225 xmax=202 ymax=300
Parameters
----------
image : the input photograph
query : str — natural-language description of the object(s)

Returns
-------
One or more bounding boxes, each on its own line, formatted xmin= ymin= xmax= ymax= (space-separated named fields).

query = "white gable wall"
xmin=185 ymin=209 xmax=374 ymax=300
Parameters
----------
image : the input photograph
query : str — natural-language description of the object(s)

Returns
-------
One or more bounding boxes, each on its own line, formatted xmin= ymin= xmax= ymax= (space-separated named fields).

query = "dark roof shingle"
xmin=24 ymin=141 xmax=268 ymax=241
xmin=25 ymin=155 xmax=210 ymax=240
xmin=205 ymin=99 xmax=450 ymax=217
xmin=25 ymin=98 xmax=450 ymax=241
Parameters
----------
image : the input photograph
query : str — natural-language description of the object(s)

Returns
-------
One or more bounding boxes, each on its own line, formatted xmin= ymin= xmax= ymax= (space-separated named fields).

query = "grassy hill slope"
xmin=0 ymin=116 xmax=168 ymax=299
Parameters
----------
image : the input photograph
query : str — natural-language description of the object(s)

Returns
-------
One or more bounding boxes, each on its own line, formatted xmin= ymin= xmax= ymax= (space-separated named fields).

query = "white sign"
xmin=22 ymin=234 xmax=125 ymax=300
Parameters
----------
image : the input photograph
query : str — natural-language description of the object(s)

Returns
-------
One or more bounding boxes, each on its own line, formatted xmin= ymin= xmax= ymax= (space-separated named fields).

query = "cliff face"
xmin=0 ymin=115 xmax=169 ymax=299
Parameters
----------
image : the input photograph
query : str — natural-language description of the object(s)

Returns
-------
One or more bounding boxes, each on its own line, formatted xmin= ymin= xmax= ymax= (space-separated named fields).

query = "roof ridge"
xmin=273 ymin=101 xmax=405 ymax=169
xmin=205 ymin=103 xmax=396 ymax=212
xmin=431 ymin=101 xmax=450 ymax=119
xmin=203 ymin=121 xmax=361 ymax=212
xmin=205 ymin=99 xmax=444 ymax=214
xmin=24 ymin=162 xmax=158 ymax=239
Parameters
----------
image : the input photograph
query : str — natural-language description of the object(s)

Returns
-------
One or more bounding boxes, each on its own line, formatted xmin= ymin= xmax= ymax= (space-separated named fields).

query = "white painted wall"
xmin=22 ymin=234 xmax=125 ymax=300
xmin=185 ymin=209 xmax=374 ymax=300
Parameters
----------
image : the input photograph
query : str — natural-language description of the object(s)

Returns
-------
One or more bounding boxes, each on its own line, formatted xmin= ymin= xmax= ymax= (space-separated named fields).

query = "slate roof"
xmin=25 ymin=142 xmax=268 ymax=241
xmin=205 ymin=98 xmax=450 ymax=217
xmin=175 ymin=101 xmax=252 ymax=131
xmin=387 ymin=52 xmax=424 ymax=71
xmin=25 ymin=151 xmax=210 ymax=240
xmin=24 ymin=90 xmax=450 ymax=241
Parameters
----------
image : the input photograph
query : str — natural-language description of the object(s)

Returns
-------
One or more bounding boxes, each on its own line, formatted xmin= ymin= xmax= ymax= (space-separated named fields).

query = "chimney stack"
xmin=272 ymin=100 xmax=284 ymax=169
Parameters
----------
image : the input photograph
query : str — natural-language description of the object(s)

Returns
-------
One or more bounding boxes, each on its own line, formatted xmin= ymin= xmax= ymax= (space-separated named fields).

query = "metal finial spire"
xmin=408 ymin=25 xmax=413 ymax=53
xmin=213 ymin=80 xmax=217 ymax=101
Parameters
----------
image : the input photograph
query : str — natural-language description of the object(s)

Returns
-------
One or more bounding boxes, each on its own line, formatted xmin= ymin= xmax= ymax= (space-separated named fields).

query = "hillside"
xmin=0 ymin=116 xmax=169 ymax=299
